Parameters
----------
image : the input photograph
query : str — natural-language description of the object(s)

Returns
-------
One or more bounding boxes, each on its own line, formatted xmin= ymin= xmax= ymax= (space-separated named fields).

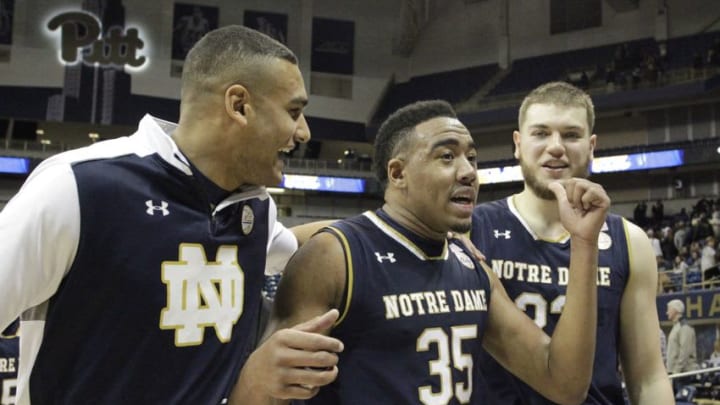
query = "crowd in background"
xmin=632 ymin=197 xmax=720 ymax=293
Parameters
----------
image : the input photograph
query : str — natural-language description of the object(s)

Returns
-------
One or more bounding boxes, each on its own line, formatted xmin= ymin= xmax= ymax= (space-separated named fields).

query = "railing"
xmin=281 ymin=157 xmax=373 ymax=178
xmin=1 ymin=138 xmax=73 ymax=159
xmin=659 ymin=266 xmax=720 ymax=294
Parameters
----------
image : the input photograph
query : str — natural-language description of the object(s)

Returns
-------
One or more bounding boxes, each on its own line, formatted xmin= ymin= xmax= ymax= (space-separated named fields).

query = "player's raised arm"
xmin=230 ymin=232 xmax=346 ymax=404
xmin=481 ymin=178 xmax=609 ymax=405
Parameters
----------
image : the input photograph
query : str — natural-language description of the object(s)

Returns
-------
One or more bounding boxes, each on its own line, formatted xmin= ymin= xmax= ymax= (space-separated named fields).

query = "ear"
xmin=225 ymin=84 xmax=250 ymax=125
xmin=387 ymin=157 xmax=406 ymax=189
xmin=589 ymin=133 xmax=597 ymax=160
xmin=512 ymin=130 xmax=521 ymax=160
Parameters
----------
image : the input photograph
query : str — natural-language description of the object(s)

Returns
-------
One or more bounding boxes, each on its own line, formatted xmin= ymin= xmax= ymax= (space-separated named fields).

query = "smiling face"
xmin=393 ymin=116 xmax=479 ymax=235
xmin=239 ymin=58 xmax=309 ymax=186
xmin=514 ymin=103 xmax=596 ymax=200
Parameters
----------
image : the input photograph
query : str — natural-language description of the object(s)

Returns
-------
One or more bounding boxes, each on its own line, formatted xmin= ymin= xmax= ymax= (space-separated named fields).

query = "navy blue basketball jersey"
xmin=309 ymin=209 xmax=492 ymax=405
xmin=471 ymin=197 xmax=630 ymax=405
xmin=0 ymin=116 xmax=275 ymax=404
xmin=0 ymin=320 xmax=18 ymax=405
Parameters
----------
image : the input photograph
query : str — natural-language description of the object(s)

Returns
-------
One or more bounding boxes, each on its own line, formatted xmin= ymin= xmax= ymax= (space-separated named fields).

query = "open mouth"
xmin=277 ymin=147 xmax=293 ymax=158
xmin=450 ymin=196 xmax=474 ymax=205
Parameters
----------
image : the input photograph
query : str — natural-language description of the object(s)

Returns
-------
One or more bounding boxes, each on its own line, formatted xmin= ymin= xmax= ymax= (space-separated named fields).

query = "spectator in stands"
xmin=605 ymin=62 xmax=617 ymax=92
xmin=634 ymin=200 xmax=648 ymax=227
xmin=700 ymin=235 xmax=717 ymax=272
xmin=688 ymin=214 xmax=714 ymax=243
xmin=645 ymin=57 xmax=660 ymax=86
xmin=674 ymin=220 xmax=689 ymax=252
xmin=709 ymin=206 xmax=720 ymax=237
xmin=666 ymin=299 xmax=698 ymax=376
xmin=677 ymin=208 xmax=690 ymax=224
xmin=661 ymin=226 xmax=678 ymax=262
xmin=652 ymin=199 xmax=665 ymax=226
xmin=648 ymin=228 xmax=663 ymax=258
xmin=579 ymin=71 xmax=590 ymax=89
xmin=687 ymin=247 xmax=701 ymax=270
xmin=709 ymin=340 xmax=720 ymax=367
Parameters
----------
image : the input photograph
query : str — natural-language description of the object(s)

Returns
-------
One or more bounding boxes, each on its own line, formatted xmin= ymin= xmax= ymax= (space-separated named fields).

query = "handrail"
xmin=669 ymin=365 xmax=720 ymax=379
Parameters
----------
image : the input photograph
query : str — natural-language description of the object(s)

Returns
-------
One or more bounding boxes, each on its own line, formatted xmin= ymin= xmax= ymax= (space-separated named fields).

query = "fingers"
xmin=550 ymin=179 xmax=610 ymax=212
xmin=294 ymin=309 xmax=339 ymax=333
xmin=548 ymin=181 xmax=567 ymax=202
xmin=448 ymin=232 xmax=486 ymax=261
xmin=274 ymin=366 xmax=340 ymax=400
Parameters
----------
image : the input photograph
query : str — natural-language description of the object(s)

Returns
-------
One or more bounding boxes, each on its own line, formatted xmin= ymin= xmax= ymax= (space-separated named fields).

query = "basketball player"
xmin=232 ymin=100 xmax=610 ymax=404
xmin=470 ymin=81 xmax=674 ymax=404
xmin=0 ymin=26 xmax=341 ymax=404
xmin=0 ymin=319 xmax=18 ymax=405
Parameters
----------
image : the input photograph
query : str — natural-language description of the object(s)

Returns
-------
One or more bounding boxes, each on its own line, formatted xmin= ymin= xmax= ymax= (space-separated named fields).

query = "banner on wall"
xmin=0 ymin=0 xmax=14 ymax=62
xmin=657 ymin=289 xmax=720 ymax=324
xmin=170 ymin=3 xmax=218 ymax=77
xmin=311 ymin=18 xmax=354 ymax=75
xmin=244 ymin=10 xmax=287 ymax=45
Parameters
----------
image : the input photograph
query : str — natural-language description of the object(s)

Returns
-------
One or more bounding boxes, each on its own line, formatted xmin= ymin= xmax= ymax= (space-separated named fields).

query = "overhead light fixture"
xmin=267 ymin=187 xmax=285 ymax=194
xmin=88 ymin=132 xmax=100 ymax=140
xmin=36 ymin=129 xmax=45 ymax=136
xmin=40 ymin=139 xmax=52 ymax=145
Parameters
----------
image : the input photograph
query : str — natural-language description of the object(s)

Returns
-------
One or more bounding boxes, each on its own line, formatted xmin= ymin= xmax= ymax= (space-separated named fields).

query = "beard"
xmin=450 ymin=222 xmax=472 ymax=234
xmin=519 ymin=157 xmax=591 ymax=200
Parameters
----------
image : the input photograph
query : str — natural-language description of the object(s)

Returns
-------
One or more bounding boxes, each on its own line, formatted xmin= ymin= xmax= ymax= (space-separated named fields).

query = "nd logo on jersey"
xmin=160 ymin=244 xmax=244 ymax=346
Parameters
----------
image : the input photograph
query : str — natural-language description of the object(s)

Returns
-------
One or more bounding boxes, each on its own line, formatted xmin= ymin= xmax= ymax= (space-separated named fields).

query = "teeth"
xmin=278 ymin=148 xmax=292 ymax=153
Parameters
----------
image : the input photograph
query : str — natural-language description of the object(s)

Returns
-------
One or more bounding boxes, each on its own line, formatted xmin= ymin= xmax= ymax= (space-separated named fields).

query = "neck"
xmin=382 ymin=202 xmax=446 ymax=242
xmin=174 ymin=111 xmax=239 ymax=191
xmin=513 ymin=188 xmax=566 ymax=238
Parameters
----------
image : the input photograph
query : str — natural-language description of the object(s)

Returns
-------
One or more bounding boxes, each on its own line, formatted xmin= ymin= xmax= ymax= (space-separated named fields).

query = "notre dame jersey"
xmin=0 ymin=320 xmax=18 ymax=405
xmin=470 ymin=197 xmax=630 ymax=405
xmin=0 ymin=115 xmax=276 ymax=404
xmin=309 ymin=209 xmax=492 ymax=405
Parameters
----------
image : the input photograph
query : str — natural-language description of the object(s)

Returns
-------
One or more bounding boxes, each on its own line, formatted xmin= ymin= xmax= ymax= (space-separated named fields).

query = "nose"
xmin=458 ymin=156 xmax=477 ymax=185
xmin=546 ymin=132 xmax=565 ymax=156
xmin=294 ymin=114 xmax=311 ymax=144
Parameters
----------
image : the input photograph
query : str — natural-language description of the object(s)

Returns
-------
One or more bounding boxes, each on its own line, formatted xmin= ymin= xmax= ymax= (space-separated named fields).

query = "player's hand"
xmin=448 ymin=231 xmax=486 ymax=261
xmin=548 ymin=178 xmax=610 ymax=246
xmin=240 ymin=309 xmax=344 ymax=400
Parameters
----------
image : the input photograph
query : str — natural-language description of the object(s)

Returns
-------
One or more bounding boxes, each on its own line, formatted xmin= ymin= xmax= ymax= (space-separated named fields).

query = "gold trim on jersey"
xmin=326 ymin=226 xmax=354 ymax=327
xmin=362 ymin=211 xmax=449 ymax=260
xmin=621 ymin=217 xmax=634 ymax=276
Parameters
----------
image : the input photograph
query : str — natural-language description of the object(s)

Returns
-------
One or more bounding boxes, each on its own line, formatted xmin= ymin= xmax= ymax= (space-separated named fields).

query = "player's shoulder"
xmin=473 ymin=198 xmax=509 ymax=220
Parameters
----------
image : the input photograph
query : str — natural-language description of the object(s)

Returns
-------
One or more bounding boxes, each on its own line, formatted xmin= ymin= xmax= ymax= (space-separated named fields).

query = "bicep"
xmin=270 ymin=232 xmax=346 ymax=333
xmin=619 ymin=222 xmax=667 ymax=387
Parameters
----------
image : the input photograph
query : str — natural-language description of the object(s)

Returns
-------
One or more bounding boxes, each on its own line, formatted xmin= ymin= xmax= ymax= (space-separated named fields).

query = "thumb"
xmin=293 ymin=309 xmax=340 ymax=334
xmin=547 ymin=181 xmax=567 ymax=201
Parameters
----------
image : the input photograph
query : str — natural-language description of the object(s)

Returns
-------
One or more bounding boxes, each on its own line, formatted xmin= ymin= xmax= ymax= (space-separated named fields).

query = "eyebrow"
xmin=430 ymin=138 xmax=476 ymax=151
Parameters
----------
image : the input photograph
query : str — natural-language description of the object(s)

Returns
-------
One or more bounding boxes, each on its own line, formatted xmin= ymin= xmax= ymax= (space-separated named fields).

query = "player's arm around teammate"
xmin=229 ymin=230 xmax=347 ymax=405
xmin=481 ymin=178 xmax=609 ymax=405
xmin=617 ymin=221 xmax=675 ymax=404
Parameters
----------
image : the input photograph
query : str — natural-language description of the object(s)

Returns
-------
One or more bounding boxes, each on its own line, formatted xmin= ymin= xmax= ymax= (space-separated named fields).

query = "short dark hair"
xmin=373 ymin=100 xmax=457 ymax=187
xmin=181 ymin=25 xmax=298 ymax=99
